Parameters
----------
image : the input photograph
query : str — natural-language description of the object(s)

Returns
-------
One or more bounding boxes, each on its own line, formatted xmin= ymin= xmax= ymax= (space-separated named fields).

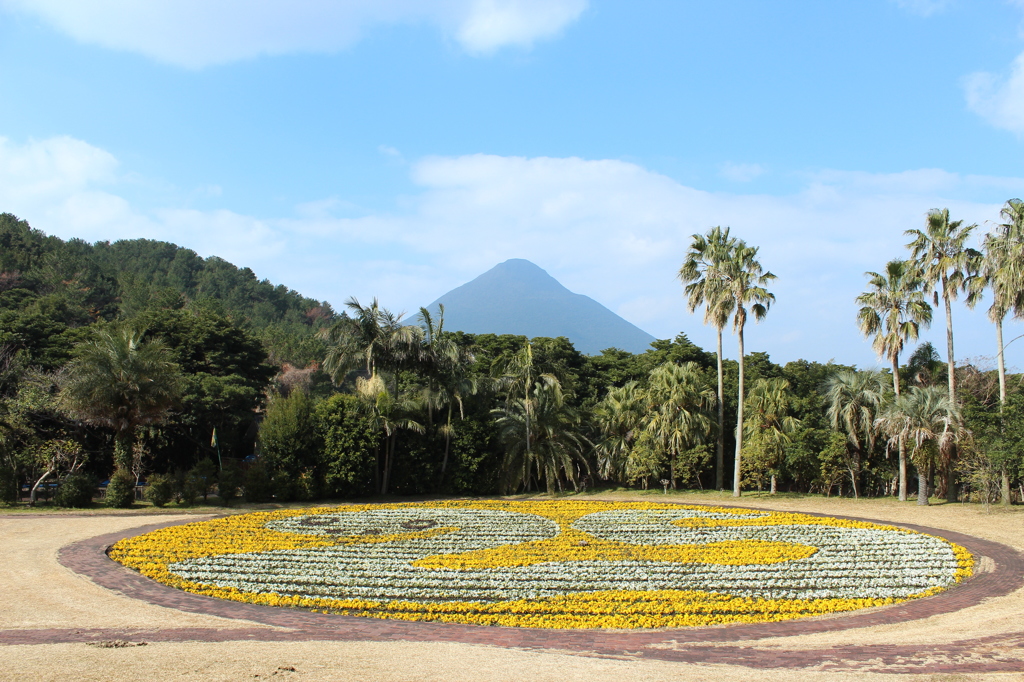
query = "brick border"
xmin=6 ymin=504 xmax=1024 ymax=673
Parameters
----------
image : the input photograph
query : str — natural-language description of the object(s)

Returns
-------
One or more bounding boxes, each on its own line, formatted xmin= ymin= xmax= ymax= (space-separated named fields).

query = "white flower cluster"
xmin=574 ymin=510 xmax=960 ymax=600
xmin=167 ymin=507 xmax=961 ymax=604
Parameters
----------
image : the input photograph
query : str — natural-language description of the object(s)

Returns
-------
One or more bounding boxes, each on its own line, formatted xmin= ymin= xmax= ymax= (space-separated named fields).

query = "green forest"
xmin=0 ymin=207 xmax=1021 ymax=509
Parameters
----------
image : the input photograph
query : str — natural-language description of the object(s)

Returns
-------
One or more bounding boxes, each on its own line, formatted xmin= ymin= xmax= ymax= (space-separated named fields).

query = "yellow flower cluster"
xmin=108 ymin=499 xmax=974 ymax=629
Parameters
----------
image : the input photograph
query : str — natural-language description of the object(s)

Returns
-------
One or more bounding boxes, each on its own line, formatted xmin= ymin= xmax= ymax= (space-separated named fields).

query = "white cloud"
xmin=5 ymin=135 xmax=1024 ymax=368
xmin=0 ymin=0 xmax=587 ymax=68
xmin=891 ymin=0 xmax=953 ymax=17
xmin=965 ymin=52 xmax=1024 ymax=135
xmin=719 ymin=162 xmax=765 ymax=183
xmin=456 ymin=0 xmax=587 ymax=55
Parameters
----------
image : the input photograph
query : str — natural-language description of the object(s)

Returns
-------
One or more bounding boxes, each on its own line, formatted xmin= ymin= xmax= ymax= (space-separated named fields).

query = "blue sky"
xmin=3 ymin=0 xmax=1024 ymax=370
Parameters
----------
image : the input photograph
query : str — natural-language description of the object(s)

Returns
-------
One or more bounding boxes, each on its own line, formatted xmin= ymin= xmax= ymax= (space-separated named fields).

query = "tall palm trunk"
xmin=733 ymin=324 xmax=745 ymax=497
xmin=716 ymin=327 xmax=725 ymax=490
xmin=917 ymin=449 xmax=929 ymax=505
xmin=996 ymin=316 xmax=1011 ymax=505
xmin=114 ymin=428 xmax=135 ymax=472
xmin=373 ymin=443 xmax=381 ymax=493
xmin=941 ymin=273 xmax=958 ymax=502
xmin=381 ymin=433 xmax=396 ymax=495
xmin=892 ymin=356 xmax=907 ymax=502
xmin=439 ymin=403 xmax=453 ymax=487
xmin=942 ymin=274 xmax=956 ymax=403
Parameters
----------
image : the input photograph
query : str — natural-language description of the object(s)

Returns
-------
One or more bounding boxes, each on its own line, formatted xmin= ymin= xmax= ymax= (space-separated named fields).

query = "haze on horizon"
xmin=3 ymin=0 xmax=1024 ymax=370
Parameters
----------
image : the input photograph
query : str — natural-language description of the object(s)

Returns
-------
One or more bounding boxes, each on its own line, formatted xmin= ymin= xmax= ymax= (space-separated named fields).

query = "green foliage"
xmin=190 ymin=458 xmax=218 ymax=502
xmin=172 ymin=468 xmax=203 ymax=506
xmin=439 ymin=416 xmax=502 ymax=495
xmin=0 ymin=464 xmax=17 ymax=505
xmin=217 ymin=461 xmax=243 ymax=505
xmin=818 ymin=432 xmax=850 ymax=497
xmin=61 ymin=326 xmax=181 ymax=472
xmin=315 ymin=394 xmax=378 ymax=498
xmin=243 ymin=463 xmax=273 ymax=503
xmin=105 ymin=470 xmax=136 ymax=508
xmin=961 ymin=391 xmax=1024 ymax=504
xmin=259 ymin=390 xmax=320 ymax=496
xmin=144 ymin=473 xmax=174 ymax=507
xmin=133 ymin=307 xmax=275 ymax=470
xmin=54 ymin=472 xmax=96 ymax=507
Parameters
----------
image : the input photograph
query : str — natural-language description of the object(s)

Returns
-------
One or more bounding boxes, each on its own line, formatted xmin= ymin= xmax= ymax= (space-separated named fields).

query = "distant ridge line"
xmin=424 ymin=258 xmax=656 ymax=355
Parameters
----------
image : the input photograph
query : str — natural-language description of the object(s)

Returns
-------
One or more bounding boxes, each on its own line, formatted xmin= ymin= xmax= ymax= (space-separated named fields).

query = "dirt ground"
xmin=1 ymin=493 xmax=1023 ymax=681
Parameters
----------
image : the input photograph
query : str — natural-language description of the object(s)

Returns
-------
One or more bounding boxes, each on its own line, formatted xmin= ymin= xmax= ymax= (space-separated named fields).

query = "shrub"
xmin=217 ymin=461 xmax=242 ymax=506
xmin=243 ymin=462 xmax=273 ymax=503
xmin=145 ymin=474 xmax=174 ymax=507
xmin=259 ymin=390 xmax=320 ymax=491
xmin=191 ymin=458 xmax=218 ymax=502
xmin=105 ymin=470 xmax=136 ymax=508
xmin=315 ymin=394 xmax=378 ymax=498
xmin=55 ymin=472 xmax=97 ymax=508
xmin=178 ymin=470 xmax=202 ymax=506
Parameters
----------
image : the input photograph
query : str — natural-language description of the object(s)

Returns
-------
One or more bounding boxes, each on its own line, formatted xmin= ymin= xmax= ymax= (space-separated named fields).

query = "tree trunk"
xmin=113 ymin=429 xmax=134 ymax=472
xmin=380 ymin=434 xmax=396 ymax=495
xmin=733 ymin=323 xmax=745 ymax=497
xmin=942 ymin=274 xmax=956 ymax=404
xmin=670 ymin=451 xmax=677 ymax=490
xmin=848 ymin=464 xmax=859 ymax=499
xmin=770 ymin=474 xmax=777 ymax=494
xmin=940 ymin=275 xmax=958 ymax=501
xmin=917 ymin=462 xmax=929 ymax=506
xmin=996 ymin=315 xmax=1007 ymax=406
xmin=29 ymin=468 xmax=54 ymax=506
xmin=997 ymin=317 xmax=1011 ymax=506
xmin=891 ymin=354 xmax=907 ymax=501
xmin=898 ymin=437 xmax=908 ymax=502
xmin=716 ymin=327 xmax=725 ymax=491
xmin=439 ymin=404 xmax=453 ymax=488
xmin=373 ymin=444 xmax=380 ymax=493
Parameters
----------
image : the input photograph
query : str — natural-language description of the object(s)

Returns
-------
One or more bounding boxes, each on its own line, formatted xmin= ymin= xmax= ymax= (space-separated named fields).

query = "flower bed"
xmin=109 ymin=500 xmax=973 ymax=629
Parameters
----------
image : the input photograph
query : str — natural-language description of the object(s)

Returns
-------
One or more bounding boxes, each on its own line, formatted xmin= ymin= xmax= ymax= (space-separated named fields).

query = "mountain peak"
xmin=425 ymin=261 xmax=656 ymax=355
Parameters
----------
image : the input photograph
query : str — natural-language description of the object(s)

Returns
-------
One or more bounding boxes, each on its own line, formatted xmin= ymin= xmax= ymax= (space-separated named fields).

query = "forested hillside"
xmin=0 ymin=213 xmax=1020 ymax=509
xmin=0 ymin=212 xmax=333 ymax=370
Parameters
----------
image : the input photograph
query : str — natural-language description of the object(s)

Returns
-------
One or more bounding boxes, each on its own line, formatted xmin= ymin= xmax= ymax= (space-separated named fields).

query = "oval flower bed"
xmin=108 ymin=500 xmax=973 ymax=629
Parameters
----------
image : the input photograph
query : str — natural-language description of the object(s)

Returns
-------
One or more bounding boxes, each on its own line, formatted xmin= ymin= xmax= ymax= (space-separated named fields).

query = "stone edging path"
xmin=7 ymin=506 xmax=1024 ymax=674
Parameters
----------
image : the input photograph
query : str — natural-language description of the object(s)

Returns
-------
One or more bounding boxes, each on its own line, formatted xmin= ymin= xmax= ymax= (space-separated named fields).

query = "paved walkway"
xmin=4 ymin=508 xmax=1024 ymax=674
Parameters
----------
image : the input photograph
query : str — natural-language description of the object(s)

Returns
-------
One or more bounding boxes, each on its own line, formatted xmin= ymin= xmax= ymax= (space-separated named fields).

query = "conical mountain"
xmin=425 ymin=259 xmax=656 ymax=355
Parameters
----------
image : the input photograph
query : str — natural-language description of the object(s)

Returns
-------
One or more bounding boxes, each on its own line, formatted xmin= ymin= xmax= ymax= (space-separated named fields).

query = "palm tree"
xmin=494 ymin=340 xmax=561 ymax=477
xmin=679 ymin=226 xmax=737 ymax=490
xmin=905 ymin=342 xmax=944 ymax=388
xmin=907 ymin=209 xmax=981 ymax=502
xmin=417 ymin=305 xmax=477 ymax=486
xmin=905 ymin=209 xmax=981 ymax=406
xmin=320 ymin=297 xmax=422 ymax=387
xmin=856 ymin=258 xmax=932 ymax=501
xmin=742 ymin=377 xmax=800 ymax=494
xmin=321 ymin=298 xmax=423 ymax=494
xmin=968 ymin=198 xmax=1024 ymax=505
xmin=643 ymin=362 xmax=716 ymax=489
xmin=492 ymin=375 xmax=588 ymax=494
xmin=61 ymin=327 xmax=181 ymax=475
xmin=823 ymin=370 xmax=887 ymax=498
xmin=593 ymin=381 xmax=646 ymax=482
xmin=876 ymin=386 xmax=963 ymax=506
xmin=354 ymin=373 xmax=424 ymax=495
xmin=721 ymin=241 xmax=776 ymax=497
